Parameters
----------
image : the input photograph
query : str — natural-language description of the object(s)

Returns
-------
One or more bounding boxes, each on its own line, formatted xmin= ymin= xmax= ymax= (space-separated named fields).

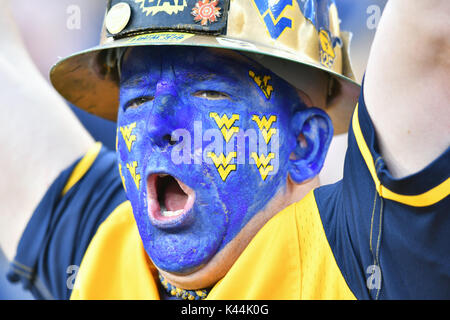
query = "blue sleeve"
xmin=315 ymin=79 xmax=450 ymax=299
xmin=6 ymin=145 xmax=128 ymax=300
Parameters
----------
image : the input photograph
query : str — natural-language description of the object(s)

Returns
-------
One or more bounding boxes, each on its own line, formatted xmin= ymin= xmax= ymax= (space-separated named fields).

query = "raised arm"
xmin=0 ymin=1 xmax=95 ymax=261
xmin=364 ymin=0 xmax=450 ymax=178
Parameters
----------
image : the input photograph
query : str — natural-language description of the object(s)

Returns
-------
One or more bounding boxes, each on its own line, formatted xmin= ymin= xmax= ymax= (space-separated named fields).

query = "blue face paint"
xmin=117 ymin=46 xmax=317 ymax=274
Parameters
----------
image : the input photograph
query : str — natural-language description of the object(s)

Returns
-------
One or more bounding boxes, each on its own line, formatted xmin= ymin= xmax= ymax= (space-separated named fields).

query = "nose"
xmin=146 ymin=81 xmax=183 ymax=148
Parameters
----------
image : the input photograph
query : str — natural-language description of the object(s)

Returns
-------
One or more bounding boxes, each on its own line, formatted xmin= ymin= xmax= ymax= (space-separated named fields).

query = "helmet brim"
xmin=50 ymin=32 xmax=360 ymax=134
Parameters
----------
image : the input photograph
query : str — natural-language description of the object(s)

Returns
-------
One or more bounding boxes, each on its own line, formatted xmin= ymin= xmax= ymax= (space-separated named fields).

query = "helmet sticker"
xmin=135 ymin=0 xmax=188 ymax=16
xmin=105 ymin=2 xmax=132 ymax=34
xmin=252 ymin=0 xmax=294 ymax=40
xmin=126 ymin=32 xmax=195 ymax=44
xmin=319 ymin=29 xmax=335 ymax=68
xmin=191 ymin=0 xmax=222 ymax=26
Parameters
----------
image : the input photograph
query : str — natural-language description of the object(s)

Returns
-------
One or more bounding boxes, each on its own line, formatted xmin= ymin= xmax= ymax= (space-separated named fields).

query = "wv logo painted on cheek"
xmin=169 ymin=117 xmax=280 ymax=180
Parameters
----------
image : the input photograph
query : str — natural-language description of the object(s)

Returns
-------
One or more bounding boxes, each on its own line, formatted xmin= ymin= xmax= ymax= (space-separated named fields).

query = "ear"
xmin=288 ymin=107 xmax=333 ymax=184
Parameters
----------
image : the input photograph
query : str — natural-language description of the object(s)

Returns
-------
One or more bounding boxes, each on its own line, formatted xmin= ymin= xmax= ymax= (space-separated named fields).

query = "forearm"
xmin=364 ymin=0 xmax=450 ymax=178
xmin=0 ymin=1 xmax=94 ymax=261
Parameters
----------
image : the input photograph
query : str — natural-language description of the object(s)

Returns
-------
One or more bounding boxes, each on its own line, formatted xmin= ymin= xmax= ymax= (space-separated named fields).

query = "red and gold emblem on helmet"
xmin=191 ymin=0 xmax=221 ymax=26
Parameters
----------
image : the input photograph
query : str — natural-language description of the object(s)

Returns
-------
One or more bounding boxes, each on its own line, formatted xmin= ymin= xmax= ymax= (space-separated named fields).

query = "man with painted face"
xmin=2 ymin=0 xmax=449 ymax=300
xmin=116 ymin=45 xmax=338 ymax=284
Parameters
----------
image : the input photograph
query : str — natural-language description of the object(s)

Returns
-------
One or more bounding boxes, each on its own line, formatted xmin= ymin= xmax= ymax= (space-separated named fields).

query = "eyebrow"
xmin=182 ymin=72 xmax=217 ymax=82
xmin=120 ymin=75 xmax=149 ymax=89
xmin=175 ymin=68 xmax=239 ymax=85
xmin=120 ymin=69 xmax=234 ymax=88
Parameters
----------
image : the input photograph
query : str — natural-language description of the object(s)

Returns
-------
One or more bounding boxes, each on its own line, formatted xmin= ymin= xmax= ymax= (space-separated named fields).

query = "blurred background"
xmin=0 ymin=0 xmax=387 ymax=299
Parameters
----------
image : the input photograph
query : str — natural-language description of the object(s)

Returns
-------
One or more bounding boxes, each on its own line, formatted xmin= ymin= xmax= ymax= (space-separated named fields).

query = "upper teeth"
xmin=159 ymin=174 xmax=168 ymax=177
xmin=161 ymin=209 xmax=183 ymax=217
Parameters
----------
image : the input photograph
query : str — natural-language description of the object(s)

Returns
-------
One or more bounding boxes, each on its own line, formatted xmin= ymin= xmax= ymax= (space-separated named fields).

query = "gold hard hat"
xmin=50 ymin=0 xmax=360 ymax=134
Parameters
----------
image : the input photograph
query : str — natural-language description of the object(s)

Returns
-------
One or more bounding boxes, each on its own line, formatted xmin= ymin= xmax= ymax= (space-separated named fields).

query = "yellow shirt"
xmin=71 ymin=190 xmax=355 ymax=300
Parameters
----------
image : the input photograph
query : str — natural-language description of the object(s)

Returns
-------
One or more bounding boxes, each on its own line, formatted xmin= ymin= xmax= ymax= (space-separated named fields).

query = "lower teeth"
xmin=161 ymin=209 xmax=183 ymax=217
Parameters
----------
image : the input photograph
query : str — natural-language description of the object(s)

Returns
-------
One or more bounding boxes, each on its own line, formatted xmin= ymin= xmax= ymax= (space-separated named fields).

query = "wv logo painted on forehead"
xmin=135 ymin=0 xmax=188 ymax=16
xmin=252 ymin=0 xmax=294 ymax=39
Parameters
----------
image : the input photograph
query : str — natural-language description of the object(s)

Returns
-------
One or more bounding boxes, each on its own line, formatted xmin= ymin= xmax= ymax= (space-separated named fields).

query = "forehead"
xmin=120 ymin=46 xmax=256 ymax=78
xmin=117 ymin=45 xmax=303 ymax=114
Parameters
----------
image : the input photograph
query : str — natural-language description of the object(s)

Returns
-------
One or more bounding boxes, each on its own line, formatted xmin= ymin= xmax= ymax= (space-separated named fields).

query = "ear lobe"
xmin=289 ymin=107 xmax=333 ymax=184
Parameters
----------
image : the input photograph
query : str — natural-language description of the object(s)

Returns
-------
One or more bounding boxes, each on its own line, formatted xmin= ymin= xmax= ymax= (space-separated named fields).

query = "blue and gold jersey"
xmin=8 ymin=85 xmax=449 ymax=299
xmin=7 ymin=144 xmax=128 ymax=300
xmin=315 ymin=86 xmax=450 ymax=299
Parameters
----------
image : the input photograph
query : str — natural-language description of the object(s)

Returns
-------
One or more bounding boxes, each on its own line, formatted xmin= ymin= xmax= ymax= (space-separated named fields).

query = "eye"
xmin=193 ymin=90 xmax=230 ymax=101
xmin=125 ymin=96 xmax=154 ymax=110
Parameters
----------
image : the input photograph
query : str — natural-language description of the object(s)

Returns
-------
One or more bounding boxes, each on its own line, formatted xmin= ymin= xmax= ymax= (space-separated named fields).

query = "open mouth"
xmin=147 ymin=173 xmax=195 ymax=228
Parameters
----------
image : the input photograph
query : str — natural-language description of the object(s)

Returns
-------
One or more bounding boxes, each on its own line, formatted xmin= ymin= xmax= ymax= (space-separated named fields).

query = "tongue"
xmin=164 ymin=179 xmax=188 ymax=212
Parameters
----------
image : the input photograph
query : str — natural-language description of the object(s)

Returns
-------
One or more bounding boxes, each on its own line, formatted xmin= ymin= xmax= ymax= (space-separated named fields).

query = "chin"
xmin=154 ymin=189 xmax=289 ymax=290
xmin=130 ymin=165 xmax=292 ymax=283
xmin=155 ymin=236 xmax=244 ymax=290
xmin=140 ymin=171 xmax=229 ymax=274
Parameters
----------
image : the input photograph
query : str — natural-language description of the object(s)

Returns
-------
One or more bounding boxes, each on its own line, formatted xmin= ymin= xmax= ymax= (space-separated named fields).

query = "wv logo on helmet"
xmin=252 ymin=0 xmax=294 ymax=39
